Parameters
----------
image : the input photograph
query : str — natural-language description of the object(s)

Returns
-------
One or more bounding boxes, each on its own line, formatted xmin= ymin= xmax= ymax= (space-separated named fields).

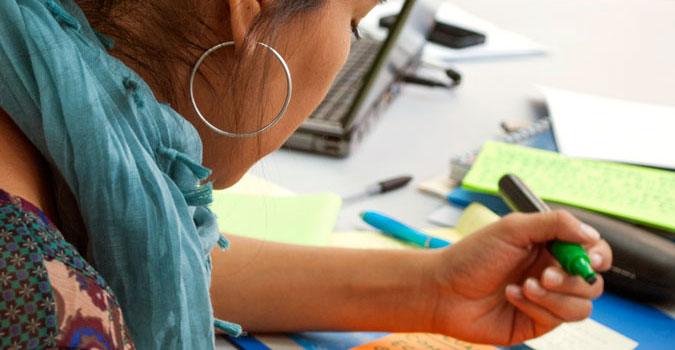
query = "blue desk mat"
xmin=591 ymin=293 xmax=674 ymax=349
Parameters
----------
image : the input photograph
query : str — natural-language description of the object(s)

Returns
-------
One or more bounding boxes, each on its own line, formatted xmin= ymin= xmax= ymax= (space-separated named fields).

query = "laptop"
xmin=283 ymin=0 xmax=439 ymax=157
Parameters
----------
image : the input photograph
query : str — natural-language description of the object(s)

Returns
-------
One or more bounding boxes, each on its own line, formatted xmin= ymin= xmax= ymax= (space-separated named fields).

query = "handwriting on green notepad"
xmin=462 ymin=141 xmax=675 ymax=231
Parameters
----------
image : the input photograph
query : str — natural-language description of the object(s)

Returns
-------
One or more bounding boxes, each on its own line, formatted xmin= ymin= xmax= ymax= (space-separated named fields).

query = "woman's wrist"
xmin=346 ymin=248 xmax=444 ymax=332
xmin=412 ymin=249 xmax=447 ymax=332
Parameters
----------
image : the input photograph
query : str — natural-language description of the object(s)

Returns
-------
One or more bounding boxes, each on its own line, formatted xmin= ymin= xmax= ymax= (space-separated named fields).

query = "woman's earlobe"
xmin=228 ymin=0 xmax=262 ymax=49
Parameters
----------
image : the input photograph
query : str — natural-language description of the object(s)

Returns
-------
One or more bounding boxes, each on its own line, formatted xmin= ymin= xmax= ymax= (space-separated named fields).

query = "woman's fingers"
xmin=498 ymin=211 xmax=601 ymax=248
xmin=505 ymin=284 xmax=565 ymax=328
xmin=586 ymin=239 xmax=613 ymax=271
xmin=540 ymin=266 xmax=605 ymax=299
xmin=521 ymin=277 xmax=594 ymax=322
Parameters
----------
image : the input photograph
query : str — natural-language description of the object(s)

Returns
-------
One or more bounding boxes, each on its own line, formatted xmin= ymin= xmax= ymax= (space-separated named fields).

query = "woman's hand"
xmin=428 ymin=211 xmax=612 ymax=346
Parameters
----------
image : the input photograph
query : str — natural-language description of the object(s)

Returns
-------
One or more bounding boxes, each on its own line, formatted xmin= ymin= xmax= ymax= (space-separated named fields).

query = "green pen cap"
xmin=498 ymin=174 xmax=597 ymax=285
xmin=548 ymin=241 xmax=597 ymax=284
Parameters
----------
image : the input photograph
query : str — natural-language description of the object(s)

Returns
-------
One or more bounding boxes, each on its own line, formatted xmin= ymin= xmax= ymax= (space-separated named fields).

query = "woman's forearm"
xmin=210 ymin=234 xmax=439 ymax=333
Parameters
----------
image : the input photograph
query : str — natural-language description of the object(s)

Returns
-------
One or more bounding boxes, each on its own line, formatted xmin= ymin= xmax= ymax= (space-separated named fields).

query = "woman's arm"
xmin=210 ymin=211 xmax=612 ymax=346
xmin=210 ymin=234 xmax=438 ymax=333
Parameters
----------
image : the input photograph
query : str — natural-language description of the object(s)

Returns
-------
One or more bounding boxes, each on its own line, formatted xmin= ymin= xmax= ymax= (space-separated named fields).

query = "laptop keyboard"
xmin=309 ymin=37 xmax=383 ymax=123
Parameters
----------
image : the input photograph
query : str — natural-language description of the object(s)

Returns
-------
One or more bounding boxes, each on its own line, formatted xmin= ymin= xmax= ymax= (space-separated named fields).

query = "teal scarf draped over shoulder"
xmin=0 ymin=0 xmax=241 ymax=348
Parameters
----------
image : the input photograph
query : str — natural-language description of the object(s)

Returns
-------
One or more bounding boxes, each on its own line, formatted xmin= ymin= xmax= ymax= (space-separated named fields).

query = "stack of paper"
xmin=543 ymin=87 xmax=675 ymax=170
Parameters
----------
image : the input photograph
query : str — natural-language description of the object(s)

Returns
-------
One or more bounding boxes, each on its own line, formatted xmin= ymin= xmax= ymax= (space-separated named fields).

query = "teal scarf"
xmin=0 ymin=0 xmax=241 ymax=348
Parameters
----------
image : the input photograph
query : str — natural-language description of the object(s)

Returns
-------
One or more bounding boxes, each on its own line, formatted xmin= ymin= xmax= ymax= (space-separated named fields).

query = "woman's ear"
xmin=228 ymin=0 xmax=262 ymax=49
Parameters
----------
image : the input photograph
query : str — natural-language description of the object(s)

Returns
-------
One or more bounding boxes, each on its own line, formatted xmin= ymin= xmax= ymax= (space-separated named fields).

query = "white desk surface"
xmin=249 ymin=0 xmax=675 ymax=231
xmin=219 ymin=0 xmax=675 ymax=347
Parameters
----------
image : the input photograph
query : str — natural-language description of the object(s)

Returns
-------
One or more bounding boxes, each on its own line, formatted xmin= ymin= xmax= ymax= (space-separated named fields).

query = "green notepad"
xmin=211 ymin=191 xmax=342 ymax=246
xmin=462 ymin=141 xmax=675 ymax=232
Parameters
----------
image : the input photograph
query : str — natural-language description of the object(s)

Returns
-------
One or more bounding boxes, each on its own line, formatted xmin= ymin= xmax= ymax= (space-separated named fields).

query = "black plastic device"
xmin=380 ymin=15 xmax=486 ymax=49
xmin=548 ymin=203 xmax=675 ymax=302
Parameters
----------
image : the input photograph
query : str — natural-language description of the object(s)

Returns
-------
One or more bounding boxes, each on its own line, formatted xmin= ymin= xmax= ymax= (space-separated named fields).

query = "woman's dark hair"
xmin=77 ymin=0 xmax=326 ymax=134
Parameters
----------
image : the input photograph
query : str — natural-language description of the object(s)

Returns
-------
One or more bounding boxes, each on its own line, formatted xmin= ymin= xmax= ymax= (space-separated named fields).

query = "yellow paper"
xmin=425 ymin=227 xmax=465 ymax=242
xmin=211 ymin=190 xmax=341 ymax=246
xmin=463 ymin=141 xmax=675 ymax=232
xmin=331 ymin=231 xmax=418 ymax=249
xmin=331 ymin=228 xmax=462 ymax=250
xmin=350 ymin=333 xmax=499 ymax=350
xmin=225 ymin=173 xmax=294 ymax=196
xmin=330 ymin=204 xmax=497 ymax=250
xmin=455 ymin=203 xmax=500 ymax=236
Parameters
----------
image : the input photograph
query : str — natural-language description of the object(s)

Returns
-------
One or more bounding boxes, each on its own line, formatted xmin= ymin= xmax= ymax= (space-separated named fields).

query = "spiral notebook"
xmin=449 ymin=117 xmax=557 ymax=182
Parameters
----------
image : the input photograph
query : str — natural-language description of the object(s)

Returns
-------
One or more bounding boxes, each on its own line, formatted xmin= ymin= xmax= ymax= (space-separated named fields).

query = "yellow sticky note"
xmin=463 ymin=141 xmax=675 ymax=232
xmin=455 ymin=203 xmax=500 ymax=236
xmin=330 ymin=231 xmax=418 ymax=249
xmin=331 ymin=228 xmax=462 ymax=250
xmin=224 ymin=173 xmax=294 ymax=196
xmin=424 ymin=227 xmax=465 ymax=243
xmin=211 ymin=191 xmax=341 ymax=246
xmin=330 ymin=204 xmax=499 ymax=250
xmin=350 ymin=333 xmax=499 ymax=350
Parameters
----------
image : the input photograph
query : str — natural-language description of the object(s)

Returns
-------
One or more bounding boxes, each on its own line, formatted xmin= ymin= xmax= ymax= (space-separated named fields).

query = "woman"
xmin=0 ymin=0 xmax=612 ymax=349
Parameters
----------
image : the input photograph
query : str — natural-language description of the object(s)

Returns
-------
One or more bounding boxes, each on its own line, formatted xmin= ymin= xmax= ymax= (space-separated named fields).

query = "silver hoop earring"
xmin=189 ymin=41 xmax=293 ymax=138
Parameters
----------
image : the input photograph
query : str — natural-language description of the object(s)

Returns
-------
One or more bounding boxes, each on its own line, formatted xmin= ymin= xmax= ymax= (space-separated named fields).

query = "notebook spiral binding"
xmin=450 ymin=117 xmax=552 ymax=182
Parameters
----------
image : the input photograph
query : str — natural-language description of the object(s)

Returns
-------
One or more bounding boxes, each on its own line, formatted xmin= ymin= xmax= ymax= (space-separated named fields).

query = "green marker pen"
xmin=498 ymin=174 xmax=597 ymax=285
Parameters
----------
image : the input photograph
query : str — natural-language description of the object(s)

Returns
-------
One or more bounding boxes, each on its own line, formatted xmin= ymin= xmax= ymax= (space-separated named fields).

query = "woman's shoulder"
xmin=0 ymin=107 xmax=56 ymax=219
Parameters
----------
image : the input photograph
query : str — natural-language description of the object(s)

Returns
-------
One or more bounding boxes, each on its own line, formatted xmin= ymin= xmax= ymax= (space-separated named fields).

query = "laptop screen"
xmin=283 ymin=0 xmax=440 ymax=156
xmin=343 ymin=0 xmax=438 ymax=130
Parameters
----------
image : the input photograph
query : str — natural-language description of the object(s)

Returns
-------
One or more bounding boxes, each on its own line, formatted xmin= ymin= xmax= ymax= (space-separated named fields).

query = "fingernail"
xmin=580 ymin=223 xmax=600 ymax=240
xmin=543 ymin=268 xmax=564 ymax=287
xmin=506 ymin=284 xmax=523 ymax=300
xmin=590 ymin=253 xmax=603 ymax=267
xmin=526 ymin=278 xmax=546 ymax=297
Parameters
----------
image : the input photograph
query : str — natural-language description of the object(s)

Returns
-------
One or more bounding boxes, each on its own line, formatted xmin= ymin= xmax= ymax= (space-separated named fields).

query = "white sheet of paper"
xmin=544 ymin=87 xmax=675 ymax=169
xmin=423 ymin=2 xmax=547 ymax=63
xmin=427 ymin=204 xmax=463 ymax=227
xmin=525 ymin=318 xmax=638 ymax=350
xmin=358 ymin=1 xmax=546 ymax=63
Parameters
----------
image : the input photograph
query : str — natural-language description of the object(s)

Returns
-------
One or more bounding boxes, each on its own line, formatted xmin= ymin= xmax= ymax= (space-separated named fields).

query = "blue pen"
xmin=360 ymin=211 xmax=451 ymax=248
